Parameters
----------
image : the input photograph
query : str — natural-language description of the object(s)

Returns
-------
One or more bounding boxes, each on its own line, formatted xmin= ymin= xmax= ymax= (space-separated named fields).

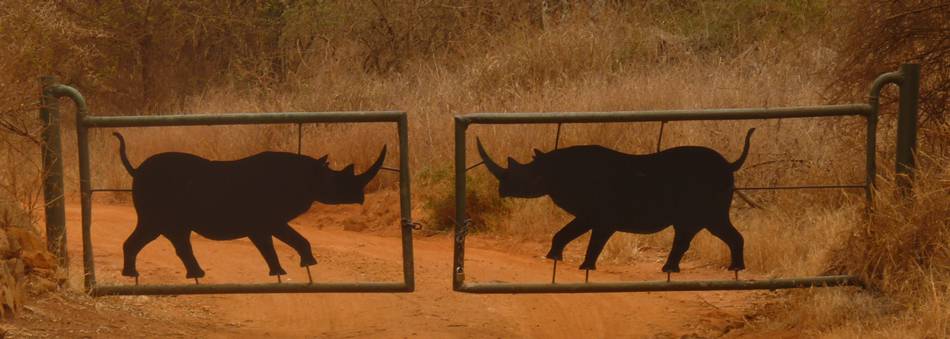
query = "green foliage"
xmin=335 ymin=1 xmax=541 ymax=73
xmin=418 ymin=166 xmax=510 ymax=233
xmin=1 ymin=1 xmax=313 ymax=112
xmin=629 ymin=0 xmax=831 ymax=54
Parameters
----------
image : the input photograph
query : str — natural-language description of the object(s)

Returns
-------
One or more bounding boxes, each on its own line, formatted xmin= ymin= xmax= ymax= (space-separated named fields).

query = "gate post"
xmin=39 ymin=76 xmax=67 ymax=266
xmin=895 ymin=64 xmax=920 ymax=195
xmin=453 ymin=118 xmax=468 ymax=291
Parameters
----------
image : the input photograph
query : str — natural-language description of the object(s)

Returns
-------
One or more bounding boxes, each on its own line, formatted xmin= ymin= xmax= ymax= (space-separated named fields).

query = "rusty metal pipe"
xmin=459 ymin=104 xmax=870 ymax=125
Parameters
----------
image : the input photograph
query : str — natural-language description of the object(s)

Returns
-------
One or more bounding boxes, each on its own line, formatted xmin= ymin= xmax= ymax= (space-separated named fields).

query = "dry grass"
xmin=1 ymin=1 xmax=947 ymax=336
xmin=743 ymin=154 xmax=950 ymax=338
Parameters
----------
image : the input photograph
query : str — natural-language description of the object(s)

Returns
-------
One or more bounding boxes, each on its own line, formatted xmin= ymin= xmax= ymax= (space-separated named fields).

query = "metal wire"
xmin=90 ymin=189 xmax=133 ymax=193
xmin=465 ymin=161 xmax=484 ymax=171
xmin=656 ymin=121 xmax=666 ymax=152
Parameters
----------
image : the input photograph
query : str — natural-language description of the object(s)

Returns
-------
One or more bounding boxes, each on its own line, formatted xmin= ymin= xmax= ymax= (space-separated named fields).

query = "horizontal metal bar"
xmin=735 ymin=184 xmax=866 ymax=191
xmin=455 ymin=275 xmax=859 ymax=294
xmin=90 ymin=189 xmax=133 ymax=193
xmin=459 ymin=104 xmax=870 ymax=125
xmin=91 ymin=282 xmax=411 ymax=296
xmin=82 ymin=111 xmax=406 ymax=128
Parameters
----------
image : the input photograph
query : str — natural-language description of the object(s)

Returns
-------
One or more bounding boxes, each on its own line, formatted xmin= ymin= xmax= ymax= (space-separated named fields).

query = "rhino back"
xmin=540 ymin=145 xmax=736 ymax=222
xmin=650 ymin=146 xmax=735 ymax=191
xmin=538 ymin=146 xmax=639 ymax=215
xmin=132 ymin=152 xmax=211 ymax=221
xmin=132 ymin=152 xmax=317 ymax=236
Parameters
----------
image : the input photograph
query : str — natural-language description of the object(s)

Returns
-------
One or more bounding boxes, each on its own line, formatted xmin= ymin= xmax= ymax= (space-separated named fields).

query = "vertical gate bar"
xmin=865 ymin=92 xmax=879 ymax=209
xmin=296 ymin=123 xmax=303 ymax=154
xmin=70 ymin=91 xmax=95 ymax=291
xmin=397 ymin=114 xmax=415 ymax=291
xmin=39 ymin=76 xmax=67 ymax=266
xmin=656 ymin=121 xmax=666 ymax=152
xmin=895 ymin=64 xmax=920 ymax=195
xmin=453 ymin=118 xmax=468 ymax=290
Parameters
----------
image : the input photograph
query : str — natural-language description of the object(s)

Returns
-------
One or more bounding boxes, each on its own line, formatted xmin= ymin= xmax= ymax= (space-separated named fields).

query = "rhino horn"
xmin=358 ymin=145 xmax=387 ymax=186
xmin=476 ymin=138 xmax=506 ymax=179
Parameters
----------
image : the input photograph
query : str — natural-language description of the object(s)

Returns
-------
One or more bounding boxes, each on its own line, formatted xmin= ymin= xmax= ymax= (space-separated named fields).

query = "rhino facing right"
xmin=476 ymin=128 xmax=755 ymax=279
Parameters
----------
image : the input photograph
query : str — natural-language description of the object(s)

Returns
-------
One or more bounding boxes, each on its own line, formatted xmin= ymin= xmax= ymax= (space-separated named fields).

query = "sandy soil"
xmin=6 ymin=197 xmax=774 ymax=338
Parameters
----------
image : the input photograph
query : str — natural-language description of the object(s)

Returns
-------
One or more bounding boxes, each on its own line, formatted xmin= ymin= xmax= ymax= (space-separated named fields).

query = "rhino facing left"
xmin=112 ymin=132 xmax=386 ymax=281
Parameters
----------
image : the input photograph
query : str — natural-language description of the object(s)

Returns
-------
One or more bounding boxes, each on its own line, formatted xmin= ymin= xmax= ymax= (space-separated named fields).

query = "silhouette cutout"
xmin=113 ymin=133 xmax=386 ymax=281
xmin=477 ymin=128 xmax=755 ymax=279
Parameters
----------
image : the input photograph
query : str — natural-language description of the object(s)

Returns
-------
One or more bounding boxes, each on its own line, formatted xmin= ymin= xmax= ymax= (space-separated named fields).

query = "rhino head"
xmin=476 ymin=138 xmax=547 ymax=198
xmin=313 ymin=146 xmax=387 ymax=204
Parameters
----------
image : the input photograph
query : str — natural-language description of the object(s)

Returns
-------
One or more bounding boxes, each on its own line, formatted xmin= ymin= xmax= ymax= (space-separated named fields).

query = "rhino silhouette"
xmin=113 ymin=133 xmax=386 ymax=281
xmin=477 ymin=129 xmax=754 ymax=277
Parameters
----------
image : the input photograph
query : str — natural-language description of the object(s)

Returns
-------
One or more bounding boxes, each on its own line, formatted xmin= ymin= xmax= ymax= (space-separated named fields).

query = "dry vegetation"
xmin=1 ymin=0 xmax=947 ymax=337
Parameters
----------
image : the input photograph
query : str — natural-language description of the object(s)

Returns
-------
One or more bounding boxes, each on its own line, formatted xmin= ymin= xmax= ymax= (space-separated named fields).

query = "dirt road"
xmin=54 ymin=199 xmax=768 ymax=338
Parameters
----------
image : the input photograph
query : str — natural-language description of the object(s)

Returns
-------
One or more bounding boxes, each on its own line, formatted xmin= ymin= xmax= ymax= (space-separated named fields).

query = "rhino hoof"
xmin=661 ymin=265 xmax=680 ymax=273
xmin=579 ymin=263 xmax=596 ymax=270
xmin=186 ymin=269 xmax=205 ymax=279
xmin=300 ymin=257 xmax=317 ymax=267
xmin=269 ymin=268 xmax=288 ymax=276
xmin=122 ymin=267 xmax=139 ymax=277
xmin=729 ymin=263 xmax=745 ymax=271
xmin=545 ymin=252 xmax=563 ymax=261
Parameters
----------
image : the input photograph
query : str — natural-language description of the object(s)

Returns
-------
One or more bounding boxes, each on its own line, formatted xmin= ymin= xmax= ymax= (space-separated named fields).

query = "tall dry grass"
xmin=743 ymin=149 xmax=949 ymax=338
xmin=731 ymin=1 xmax=950 ymax=336
xmin=1 ymin=0 xmax=947 ymax=335
xmin=5 ymin=0 xmax=872 ymax=275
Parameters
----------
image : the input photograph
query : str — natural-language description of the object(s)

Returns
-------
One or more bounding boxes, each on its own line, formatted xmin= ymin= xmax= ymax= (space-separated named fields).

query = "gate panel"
xmin=40 ymin=81 xmax=415 ymax=296
xmin=451 ymin=66 xmax=920 ymax=293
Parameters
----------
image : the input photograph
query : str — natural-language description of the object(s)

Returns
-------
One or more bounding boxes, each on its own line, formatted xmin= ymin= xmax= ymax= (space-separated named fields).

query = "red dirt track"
xmin=54 ymin=198 xmax=767 ymax=338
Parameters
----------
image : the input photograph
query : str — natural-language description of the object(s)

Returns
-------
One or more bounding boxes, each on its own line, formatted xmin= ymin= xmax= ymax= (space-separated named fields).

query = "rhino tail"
xmin=113 ymin=132 xmax=137 ymax=176
xmin=729 ymin=128 xmax=755 ymax=172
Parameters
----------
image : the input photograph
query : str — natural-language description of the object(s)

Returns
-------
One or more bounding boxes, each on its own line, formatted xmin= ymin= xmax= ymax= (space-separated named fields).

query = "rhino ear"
xmin=343 ymin=164 xmax=355 ymax=175
xmin=533 ymin=148 xmax=545 ymax=158
xmin=316 ymin=154 xmax=329 ymax=163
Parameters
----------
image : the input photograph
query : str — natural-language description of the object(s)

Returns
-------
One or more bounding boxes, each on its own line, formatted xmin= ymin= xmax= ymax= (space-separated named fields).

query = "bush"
xmin=827 ymin=151 xmax=950 ymax=300
xmin=418 ymin=166 xmax=509 ymax=233
xmin=830 ymin=0 xmax=948 ymax=125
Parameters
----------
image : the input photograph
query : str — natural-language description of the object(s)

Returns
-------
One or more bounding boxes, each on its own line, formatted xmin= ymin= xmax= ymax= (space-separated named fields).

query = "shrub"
xmin=418 ymin=166 xmax=509 ymax=233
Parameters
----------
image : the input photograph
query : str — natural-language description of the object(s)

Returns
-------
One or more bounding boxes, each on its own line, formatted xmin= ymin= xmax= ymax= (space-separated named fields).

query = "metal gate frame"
xmin=40 ymin=77 xmax=415 ymax=296
xmin=451 ymin=65 xmax=920 ymax=293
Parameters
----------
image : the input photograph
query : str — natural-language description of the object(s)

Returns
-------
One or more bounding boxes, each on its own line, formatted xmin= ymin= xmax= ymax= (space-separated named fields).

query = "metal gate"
xmin=40 ymin=77 xmax=416 ymax=296
xmin=451 ymin=65 xmax=920 ymax=293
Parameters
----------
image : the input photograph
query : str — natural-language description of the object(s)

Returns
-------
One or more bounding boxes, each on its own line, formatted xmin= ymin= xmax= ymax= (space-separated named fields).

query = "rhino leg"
xmin=545 ymin=218 xmax=590 ymax=261
xmin=661 ymin=225 xmax=701 ymax=273
xmin=273 ymin=223 xmax=317 ymax=267
xmin=707 ymin=220 xmax=745 ymax=271
xmin=578 ymin=228 xmax=615 ymax=270
xmin=249 ymin=233 xmax=287 ymax=276
xmin=165 ymin=230 xmax=205 ymax=279
xmin=121 ymin=222 xmax=160 ymax=277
